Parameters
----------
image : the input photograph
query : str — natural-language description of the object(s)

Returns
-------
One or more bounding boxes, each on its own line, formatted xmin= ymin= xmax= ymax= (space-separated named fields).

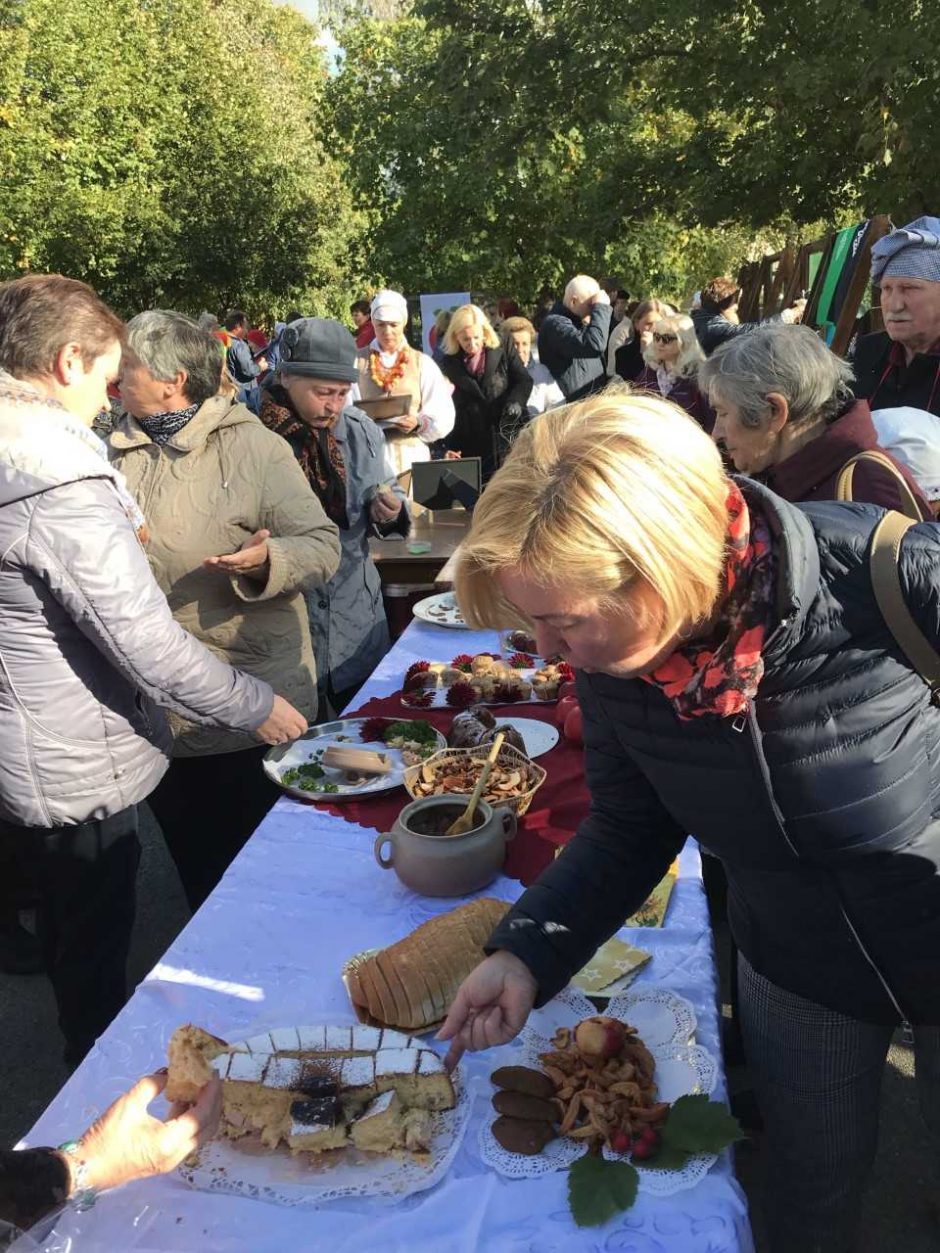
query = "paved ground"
xmin=1 ymin=814 xmax=937 ymax=1250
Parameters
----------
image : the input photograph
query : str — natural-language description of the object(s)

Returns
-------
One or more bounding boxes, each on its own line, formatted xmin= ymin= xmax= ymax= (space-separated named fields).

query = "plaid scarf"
xmin=259 ymin=386 xmax=349 ymax=529
xmin=640 ymin=483 xmax=775 ymax=719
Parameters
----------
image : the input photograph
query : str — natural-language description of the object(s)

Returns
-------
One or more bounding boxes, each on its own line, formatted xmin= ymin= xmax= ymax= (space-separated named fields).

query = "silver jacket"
xmin=0 ymin=379 xmax=274 ymax=828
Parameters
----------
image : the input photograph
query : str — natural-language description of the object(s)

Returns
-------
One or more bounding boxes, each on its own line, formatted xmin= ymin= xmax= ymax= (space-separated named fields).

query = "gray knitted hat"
xmin=871 ymin=216 xmax=940 ymax=284
xmin=279 ymin=318 xmax=357 ymax=381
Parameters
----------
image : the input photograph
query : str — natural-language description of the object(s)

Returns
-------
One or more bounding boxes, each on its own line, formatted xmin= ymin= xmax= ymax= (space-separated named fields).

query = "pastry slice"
xmin=349 ymin=1090 xmax=405 ymax=1153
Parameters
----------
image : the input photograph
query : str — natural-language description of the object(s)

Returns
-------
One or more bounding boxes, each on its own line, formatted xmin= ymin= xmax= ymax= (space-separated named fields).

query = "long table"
xmin=19 ymin=621 xmax=754 ymax=1252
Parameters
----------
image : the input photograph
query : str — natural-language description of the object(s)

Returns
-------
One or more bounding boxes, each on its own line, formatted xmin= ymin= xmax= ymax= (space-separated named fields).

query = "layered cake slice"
xmin=287 ymin=1090 xmax=348 ymax=1153
xmin=339 ymin=1048 xmax=454 ymax=1110
xmin=349 ymin=1091 xmax=434 ymax=1154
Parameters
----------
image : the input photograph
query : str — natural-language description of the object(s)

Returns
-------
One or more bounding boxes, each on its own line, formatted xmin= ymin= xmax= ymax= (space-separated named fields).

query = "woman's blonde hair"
xmin=456 ymin=391 xmax=731 ymax=639
xmin=641 ymin=313 xmax=705 ymax=378
xmin=443 ymin=304 xmax=500 ymax=355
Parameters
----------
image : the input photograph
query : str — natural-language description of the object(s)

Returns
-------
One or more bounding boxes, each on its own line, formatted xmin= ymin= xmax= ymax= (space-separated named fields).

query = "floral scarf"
xmin=640 ymin=483 xmax=775 ymax=719
xmin=136 ymin=404 xmax=199 ymax=446
xmin=259 ymin=386 xmax=349 ymax=529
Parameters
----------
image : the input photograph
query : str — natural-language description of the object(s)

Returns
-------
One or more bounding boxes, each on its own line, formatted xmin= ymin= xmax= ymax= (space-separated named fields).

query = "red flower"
xmin=401 ymin=689 xmax=435 ymax=709
xmin=508 ymin=652 xmax=535 ymax=669
xmin=451 ymin=653 xmax=474 ymax=672
xmin=404 ymin=660 xmax=431 ymax=681
xmin=445 ymin=681 xmax=478 ymax=708
xmin=359 ymin=717 xmax=395 ymax=743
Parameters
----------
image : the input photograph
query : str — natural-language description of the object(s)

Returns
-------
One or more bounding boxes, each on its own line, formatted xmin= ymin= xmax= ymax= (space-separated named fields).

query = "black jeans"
xmin=147 ymin=746 xmax=280 ymax=913
xmin=0 ymin=807 xmax=140 ymax=1066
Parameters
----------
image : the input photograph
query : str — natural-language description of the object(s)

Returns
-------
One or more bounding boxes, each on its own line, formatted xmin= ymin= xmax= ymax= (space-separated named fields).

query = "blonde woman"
xmin=440 ymin=303 xmax=531 ymax=477
xmin=635 ymin=312 xmax=715 ymax=431
xmin=437 ymin=393 xmax=940 ymax=1252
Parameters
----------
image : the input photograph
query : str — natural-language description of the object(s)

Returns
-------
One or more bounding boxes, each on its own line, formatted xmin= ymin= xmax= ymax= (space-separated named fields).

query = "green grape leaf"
xmin=660 ymin=1095 xmax=746 ymax=1155
xmin=567 ymin=1153 xmax=639 ymax=1228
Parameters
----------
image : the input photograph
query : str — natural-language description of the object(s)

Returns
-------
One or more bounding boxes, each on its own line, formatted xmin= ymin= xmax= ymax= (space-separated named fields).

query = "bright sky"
xmin=277 ymin=0 xmax=342 ymax=68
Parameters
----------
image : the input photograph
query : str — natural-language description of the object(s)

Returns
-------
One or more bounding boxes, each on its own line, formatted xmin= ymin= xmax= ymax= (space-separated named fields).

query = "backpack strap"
xmin=869 ymin=510 xmax=940 ymax=704
xmin=837 ymin=449 xmax=927 ymax=522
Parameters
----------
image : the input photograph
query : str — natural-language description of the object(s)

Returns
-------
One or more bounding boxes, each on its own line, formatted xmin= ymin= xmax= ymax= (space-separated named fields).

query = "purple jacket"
xmin=634 ymin=365 xmax=715 ymax=434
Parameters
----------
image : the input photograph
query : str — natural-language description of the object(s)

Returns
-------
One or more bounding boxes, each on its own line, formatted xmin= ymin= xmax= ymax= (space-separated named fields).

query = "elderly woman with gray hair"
xmin=701 ymin=323 xmax=932 ymax=518
xmin=110 ymin=311 xmax=341 ymax=909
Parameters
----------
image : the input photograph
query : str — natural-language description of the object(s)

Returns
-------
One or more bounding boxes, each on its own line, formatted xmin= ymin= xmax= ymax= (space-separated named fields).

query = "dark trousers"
xmin=147 ymin=746 xmax=280 ymax=913
xmin=0 ymin=807 xmax=140 ymax=1065
xmin=738 ymin=954 xmax=940 ymax=1253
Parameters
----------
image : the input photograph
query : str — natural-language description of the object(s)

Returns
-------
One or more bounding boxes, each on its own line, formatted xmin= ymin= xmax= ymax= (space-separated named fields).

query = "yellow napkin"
xmin=573 ymin=936 xmax=652 ymax=995
xmin=623 ymin=859 xmax=679 ymax=929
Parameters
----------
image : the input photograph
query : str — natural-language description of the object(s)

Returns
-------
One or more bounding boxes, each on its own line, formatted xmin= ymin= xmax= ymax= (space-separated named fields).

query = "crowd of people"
xmin=1 ymin=213 xmax=939 ymax=1246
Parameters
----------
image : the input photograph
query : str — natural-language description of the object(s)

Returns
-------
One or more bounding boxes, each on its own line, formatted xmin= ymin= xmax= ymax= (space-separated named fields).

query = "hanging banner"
xmin=419 ymin=292 xmax=470 ymax=356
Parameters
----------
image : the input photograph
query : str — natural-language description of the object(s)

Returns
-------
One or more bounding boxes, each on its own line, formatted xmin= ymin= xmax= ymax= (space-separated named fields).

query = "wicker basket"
xmin=403 ymin=742 xmax=547 ymax=817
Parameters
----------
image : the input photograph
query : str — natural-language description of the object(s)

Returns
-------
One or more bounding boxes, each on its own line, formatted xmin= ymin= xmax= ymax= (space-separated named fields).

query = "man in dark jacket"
xmin=537 ymin=275 xmax=612 ymax=401
xmin=691 ymin=275 xmax=805 ymax=356
xmin=224 ymin=309 xmax=267 ymax=395
xmin=852 ymin=216 xmax=940 ymax=416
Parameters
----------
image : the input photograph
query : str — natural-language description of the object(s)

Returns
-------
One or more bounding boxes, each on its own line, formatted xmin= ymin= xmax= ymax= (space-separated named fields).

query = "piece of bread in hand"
xmin=166 ymin=1023 xmax=229 ymax=1102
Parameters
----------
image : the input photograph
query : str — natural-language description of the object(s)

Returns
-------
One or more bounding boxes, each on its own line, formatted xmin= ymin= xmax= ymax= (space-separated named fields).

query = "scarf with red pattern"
xmin=640 ymin=484 xmax=775 ymax=719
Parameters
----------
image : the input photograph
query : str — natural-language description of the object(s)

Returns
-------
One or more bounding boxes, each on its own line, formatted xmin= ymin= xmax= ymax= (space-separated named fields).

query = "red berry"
xmin=609 ymin=1129 xmax=631 ymax=1154
xmin=639 ymin=1126 xmax=659 ymax=1148
xmin=631 ymin=1138 xmax=657 ymax=1161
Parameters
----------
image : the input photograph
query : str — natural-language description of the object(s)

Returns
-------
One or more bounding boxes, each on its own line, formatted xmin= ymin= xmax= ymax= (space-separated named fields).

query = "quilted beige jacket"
xmin=109 ymin=398 xmax=340 ymax=756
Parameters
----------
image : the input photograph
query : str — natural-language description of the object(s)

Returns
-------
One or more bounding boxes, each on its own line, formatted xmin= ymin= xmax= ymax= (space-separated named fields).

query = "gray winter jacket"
xmin=0 ymin=379 xmax=274 ymax=829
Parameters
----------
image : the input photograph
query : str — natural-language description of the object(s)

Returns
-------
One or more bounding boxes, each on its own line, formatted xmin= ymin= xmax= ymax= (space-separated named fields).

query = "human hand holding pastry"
xmin=437 ymin=950 xmax=538 ymax=1073
xmin=67 ymin=1071 xmax=222 ymax=1195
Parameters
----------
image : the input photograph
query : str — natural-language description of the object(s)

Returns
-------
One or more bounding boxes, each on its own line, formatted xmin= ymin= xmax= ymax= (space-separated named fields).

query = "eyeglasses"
xmin=653 ymin=333 xmax=678 ymax=344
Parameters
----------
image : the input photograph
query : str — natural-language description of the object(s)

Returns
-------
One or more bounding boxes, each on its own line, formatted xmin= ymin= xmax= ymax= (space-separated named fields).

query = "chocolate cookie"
xmin=492 ymin=1090 xmax=558 ymax=1122
xmin=491 ymin=1115 xmax=556 ymax=1156
xmin=490 ymin=1065 xmax=556 ymax=1100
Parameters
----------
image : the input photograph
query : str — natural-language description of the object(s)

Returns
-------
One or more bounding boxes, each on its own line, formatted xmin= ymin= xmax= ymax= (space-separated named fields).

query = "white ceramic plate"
xmin=492 ymin=716 xmax=559 ymax=758
xmin=263 ymin=719 xmax=446 ymax=802
xmin=178 ymin=1023 xmax=471 ymax=1207
xmin=412 ymin=591 xmax=467 ymax=629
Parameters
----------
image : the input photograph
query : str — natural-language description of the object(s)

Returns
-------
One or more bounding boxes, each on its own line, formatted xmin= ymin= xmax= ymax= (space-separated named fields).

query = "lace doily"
xmin=178 ymin=1027 xmax=473 ymax=1207
xmin=477 ymin=986 xmax=719 ymax=1197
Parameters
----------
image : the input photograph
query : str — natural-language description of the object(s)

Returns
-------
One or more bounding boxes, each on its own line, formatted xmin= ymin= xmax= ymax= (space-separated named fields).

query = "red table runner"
xmin=308 ymin=693 xmax=590 ymax=885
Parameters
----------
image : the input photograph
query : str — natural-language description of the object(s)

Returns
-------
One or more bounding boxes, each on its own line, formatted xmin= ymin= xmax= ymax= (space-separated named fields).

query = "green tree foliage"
xmin=0 ymin=0 xmax=366 ymax=317
xmin=330 ymin=0 xmax=937 ymax=303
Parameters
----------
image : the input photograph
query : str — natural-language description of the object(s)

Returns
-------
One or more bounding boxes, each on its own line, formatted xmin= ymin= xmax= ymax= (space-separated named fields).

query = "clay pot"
xmin=374 ymin=795 xmax=516 ymax=897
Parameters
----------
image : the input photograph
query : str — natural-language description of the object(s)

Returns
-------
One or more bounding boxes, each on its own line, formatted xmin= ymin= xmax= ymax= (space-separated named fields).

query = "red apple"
xmin=556 ymin=694 xmax=579 ymax=729
xmin=573 ymin=1015 xmax=628 ymax=1059
xmin=564 ymin=705 xmax=583 ymax=746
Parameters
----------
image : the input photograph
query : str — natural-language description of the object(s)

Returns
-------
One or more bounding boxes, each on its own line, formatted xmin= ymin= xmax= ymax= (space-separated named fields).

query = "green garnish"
xmin=281 ymin=761 xmax=325 ymax=786
xmin=384 ymin=720 xmax=438 ymax=747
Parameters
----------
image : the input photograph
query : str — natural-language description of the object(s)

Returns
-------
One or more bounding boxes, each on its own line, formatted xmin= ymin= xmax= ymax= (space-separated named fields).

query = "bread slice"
xmin=345 ymin=898 xmax=510 ymax=1032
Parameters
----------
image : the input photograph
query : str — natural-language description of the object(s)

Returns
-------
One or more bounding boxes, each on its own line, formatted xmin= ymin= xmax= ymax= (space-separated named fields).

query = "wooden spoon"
xmin=445 ymin=732 xmax=504 ymax=836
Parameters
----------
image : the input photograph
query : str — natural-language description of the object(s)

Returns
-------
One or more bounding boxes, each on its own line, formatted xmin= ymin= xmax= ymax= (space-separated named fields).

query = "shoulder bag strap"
xmin=869 ymin=510 xmax=940 ymax=703
xmin=837 ymin=449 xmax=927 ymax=522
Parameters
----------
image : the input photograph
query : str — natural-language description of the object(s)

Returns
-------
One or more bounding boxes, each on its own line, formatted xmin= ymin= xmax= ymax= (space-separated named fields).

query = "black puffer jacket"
xmin=441 ymin=345 xmax=532 ymax=479
xmin=488 ymin=482 xmax=940 ymax=1024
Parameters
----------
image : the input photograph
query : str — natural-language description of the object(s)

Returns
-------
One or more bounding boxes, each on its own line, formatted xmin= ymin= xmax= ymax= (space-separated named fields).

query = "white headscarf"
xmin=871 ymin=406 xmax=940 ymax=501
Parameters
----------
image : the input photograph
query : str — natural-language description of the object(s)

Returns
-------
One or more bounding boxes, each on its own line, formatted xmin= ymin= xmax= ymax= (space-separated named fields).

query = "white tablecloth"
xmin=19 ymin=622 xmax=754 ymax=1252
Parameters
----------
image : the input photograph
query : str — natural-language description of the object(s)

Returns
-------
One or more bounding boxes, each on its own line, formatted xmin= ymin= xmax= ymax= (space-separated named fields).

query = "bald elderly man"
xmin=853 ymin=216 xmax=940 ymax=416
xmin=537 ymin=275 xmax=612 ymax=401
